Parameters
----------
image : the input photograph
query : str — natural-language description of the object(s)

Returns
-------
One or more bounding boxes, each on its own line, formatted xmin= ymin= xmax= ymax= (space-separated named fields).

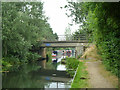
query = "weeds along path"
xmin=86 ymin=61 xmax=115 ymax=88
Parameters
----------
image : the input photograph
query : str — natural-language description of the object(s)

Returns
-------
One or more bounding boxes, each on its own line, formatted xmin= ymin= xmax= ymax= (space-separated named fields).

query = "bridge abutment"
xmin=75 ymin=46 xmax=84 ymax=58
xmin=41 ymin=47 xmax=46 ymax=59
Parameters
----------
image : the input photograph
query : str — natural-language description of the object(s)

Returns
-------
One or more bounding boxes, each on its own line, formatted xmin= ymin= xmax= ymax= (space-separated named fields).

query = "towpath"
xmin=86 ymin=61 xmax=118 ymax=88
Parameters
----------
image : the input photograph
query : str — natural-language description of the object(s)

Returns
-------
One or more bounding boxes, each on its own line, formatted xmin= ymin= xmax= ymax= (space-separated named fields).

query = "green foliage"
xmin=4 ymin=56 xmax=20 ymax=65
xmin=66 ymin=58 xmax=79 ymax=70
xmin=66 ymin=58 xmax=79 ymax=77
xmin=27 ymin=52 xmax=41 ymax=62
xmin=66 ymin=2 xmax=120 ymax=77
xmin=46 ymin=48 xmax=52 ymax=63
xmin=2 ymin=60 xmax=12 ymax=71
xmin=87 ymin=3 xmax=120 ymax=77
xmin=77 ymin=54 xmax=82 ymax=59
xmin=64 ymin=26 xmax=72 ymax=41
xmin=2 ymin=2 xmax=58 ymax=71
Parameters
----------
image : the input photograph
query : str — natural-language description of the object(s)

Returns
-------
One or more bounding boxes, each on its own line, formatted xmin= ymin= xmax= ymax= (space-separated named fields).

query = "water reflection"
xmin=45 ymin=82 xmax=71 ymax=88
xmin=57 ymin=64 xmax=66 ymax=71
xmin=2 ymin=51 xmax=73 ymax=88
xmin=40 ymin=60 xmax=46 ymax=69
xmin=52 ymin=58 xmax=58 ymax=63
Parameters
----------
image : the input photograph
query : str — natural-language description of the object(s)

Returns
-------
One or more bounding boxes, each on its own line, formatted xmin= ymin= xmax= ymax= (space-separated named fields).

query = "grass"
xmin=71 ymin=61 xmax=89 ymax=88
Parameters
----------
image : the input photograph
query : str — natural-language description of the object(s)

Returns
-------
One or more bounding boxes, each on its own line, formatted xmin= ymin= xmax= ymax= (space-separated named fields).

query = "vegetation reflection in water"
xmin=2 ymin=57 xmax=72 ymax=88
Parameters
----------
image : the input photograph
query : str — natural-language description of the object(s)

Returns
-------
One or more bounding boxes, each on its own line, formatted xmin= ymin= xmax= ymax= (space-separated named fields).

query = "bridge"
xmin=40 ymin=40 xmax=88 ymax=48
xmin=38 ymin=35 xmax=90 ymax=58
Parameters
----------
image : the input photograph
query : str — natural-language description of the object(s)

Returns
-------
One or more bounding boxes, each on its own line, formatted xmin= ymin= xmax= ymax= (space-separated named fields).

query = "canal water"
xmin=2 ymin=50 xmax=74 ymax=88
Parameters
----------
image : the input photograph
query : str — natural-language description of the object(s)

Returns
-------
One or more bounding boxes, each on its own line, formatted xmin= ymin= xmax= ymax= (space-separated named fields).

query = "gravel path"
xmin=86 ymin=61 xmax=115 ymax=88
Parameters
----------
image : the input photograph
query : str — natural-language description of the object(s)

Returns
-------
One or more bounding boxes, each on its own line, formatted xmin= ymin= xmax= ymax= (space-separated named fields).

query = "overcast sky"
xmin=42 ymin=0 xmax=79 ymax=35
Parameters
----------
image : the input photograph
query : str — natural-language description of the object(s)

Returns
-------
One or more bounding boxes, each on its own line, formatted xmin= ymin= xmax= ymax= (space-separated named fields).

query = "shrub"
xmin=27 ymin=52 xmax=41 ymax=62
xmin=66 ymin=58 xmax=79 ymax=77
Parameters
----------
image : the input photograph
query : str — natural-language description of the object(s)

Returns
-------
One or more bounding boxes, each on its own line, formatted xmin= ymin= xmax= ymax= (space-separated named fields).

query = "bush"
xmin=66 ymin=58 xmax=79 ymax=77
xmin=27 ymin=52 xmax=41 ymax=62
xmin=66 ymin=58 xmax=79 ymax=70
xmin=2 ymin=58 xmax=12 ymax=71
xmin=3 ymin=56 xmax=20 ymax=65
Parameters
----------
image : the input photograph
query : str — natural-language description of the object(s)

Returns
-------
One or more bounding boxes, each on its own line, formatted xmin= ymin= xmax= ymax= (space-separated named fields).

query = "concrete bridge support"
xmin=75 ymin=46 xmax=84 ymax=58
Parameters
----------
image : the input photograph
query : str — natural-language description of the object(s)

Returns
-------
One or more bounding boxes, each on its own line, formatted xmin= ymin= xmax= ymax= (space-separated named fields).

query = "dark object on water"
xmin=42 ymin=58 xmax=46 ymax=60
xmin=37 ymin=57 xmax=47 ymax=61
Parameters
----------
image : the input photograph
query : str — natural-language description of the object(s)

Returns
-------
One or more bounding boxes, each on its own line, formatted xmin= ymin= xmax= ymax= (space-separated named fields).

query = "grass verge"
xmin=71 ymin=61 xmax=89 ymax=88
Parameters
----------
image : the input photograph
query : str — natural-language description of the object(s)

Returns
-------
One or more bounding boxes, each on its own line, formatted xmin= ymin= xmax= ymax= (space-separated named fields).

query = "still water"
xmin=2 ymin=51 xmax=73 ymax=88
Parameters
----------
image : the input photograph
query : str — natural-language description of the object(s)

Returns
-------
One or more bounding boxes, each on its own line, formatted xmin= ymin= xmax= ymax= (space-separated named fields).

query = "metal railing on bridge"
xmin=57 ymin=35 xmax=87 ymax=41
xmin=40 ymin=34 xmax=88 ymax=42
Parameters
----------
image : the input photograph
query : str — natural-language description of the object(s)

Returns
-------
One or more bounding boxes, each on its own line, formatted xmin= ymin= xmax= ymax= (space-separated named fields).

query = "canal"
xmin=2 ymin=50 xmax=74 ymax=88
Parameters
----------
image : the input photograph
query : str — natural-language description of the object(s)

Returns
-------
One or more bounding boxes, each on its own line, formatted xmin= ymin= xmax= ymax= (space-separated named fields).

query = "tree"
xmin=65 ymin=2 xmax=120 ymax=77
xmin=64 ymin=26 xmax=72 ymax=41
xmin=2 ymin=2 xmax=58 ymax=70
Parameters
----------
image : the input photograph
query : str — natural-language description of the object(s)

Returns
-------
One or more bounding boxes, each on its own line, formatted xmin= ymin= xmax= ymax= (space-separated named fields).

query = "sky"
xmin=42 ymin=0 xmax=79 ymax=35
